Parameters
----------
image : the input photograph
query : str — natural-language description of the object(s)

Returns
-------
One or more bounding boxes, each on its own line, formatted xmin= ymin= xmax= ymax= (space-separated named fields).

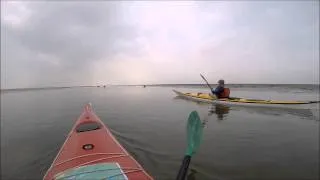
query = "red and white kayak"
xmin=44 ymin=103 xmax=153 ymax=180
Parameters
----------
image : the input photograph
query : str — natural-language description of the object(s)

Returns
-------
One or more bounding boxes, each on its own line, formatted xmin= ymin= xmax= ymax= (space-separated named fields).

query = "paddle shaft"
xmin=176 ymin=155 xmax=191 ymax=180
xmin=200 ymin=74 xmax=213 ymax=90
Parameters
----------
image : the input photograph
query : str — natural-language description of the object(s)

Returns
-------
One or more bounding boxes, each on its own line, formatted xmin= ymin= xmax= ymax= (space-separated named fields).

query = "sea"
xmin=1 ymin=84 xmax=319 ymax=180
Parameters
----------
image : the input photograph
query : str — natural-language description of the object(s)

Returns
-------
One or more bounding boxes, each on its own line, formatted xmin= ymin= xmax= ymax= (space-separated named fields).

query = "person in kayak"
xmin=211 ymin=79 xmax=230 ymax=98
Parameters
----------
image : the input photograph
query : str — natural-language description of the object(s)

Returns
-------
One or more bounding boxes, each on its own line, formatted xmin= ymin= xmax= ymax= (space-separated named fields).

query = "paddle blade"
xmin=176 ymin=111 xmax=203 ymax=180
xmin=186 ymin=111 xmax=203 ymax=156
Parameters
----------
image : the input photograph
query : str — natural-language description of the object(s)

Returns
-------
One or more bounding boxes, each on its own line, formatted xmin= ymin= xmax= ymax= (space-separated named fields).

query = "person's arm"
xmin=214 ymin=86 xmax=224 ymax=94
xmin=211 ymin=88 xmax=216 ymax=95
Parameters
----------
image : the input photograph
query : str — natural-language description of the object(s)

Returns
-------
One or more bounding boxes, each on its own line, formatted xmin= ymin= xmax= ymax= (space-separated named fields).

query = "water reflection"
xmin=187 ymin=168 xmax=197 ymax=180
xmin=209 ymin=104 xmax=230 ymax=120
xmin=200 ymin=104 xmax=230 ymax=128
xmin=174 ymin=96 xmax=230 ymax=121
xmin=231 ymin=105 xmax=317 ymax=120
xmin=173 ymin=96 xmax=317 ymax=120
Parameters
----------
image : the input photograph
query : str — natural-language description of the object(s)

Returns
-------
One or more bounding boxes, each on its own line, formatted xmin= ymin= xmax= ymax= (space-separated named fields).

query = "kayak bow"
xmin=44 ymin=103 xmax=153 ymax=180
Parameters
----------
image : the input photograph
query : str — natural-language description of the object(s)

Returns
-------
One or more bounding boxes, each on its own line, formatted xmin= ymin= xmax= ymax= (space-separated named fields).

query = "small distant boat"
xmin=143 ymin=85 xmax=146 ymax=88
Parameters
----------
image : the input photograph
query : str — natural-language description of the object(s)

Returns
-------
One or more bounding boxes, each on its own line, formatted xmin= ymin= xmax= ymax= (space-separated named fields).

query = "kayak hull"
xmin=44 ymin=103 xmax=153 ymax=180
xmin=173 ymin=89 xmax=319 ymax=109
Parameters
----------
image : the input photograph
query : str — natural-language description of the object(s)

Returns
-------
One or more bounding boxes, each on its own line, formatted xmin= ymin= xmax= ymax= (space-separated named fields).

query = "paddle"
xmin=176 ymin=111 xmax=204 ymax=180
xmin=200 ymin=73 xmax=218 ymax=100
xmin=200 ymin=74 xmax=213 ymax=91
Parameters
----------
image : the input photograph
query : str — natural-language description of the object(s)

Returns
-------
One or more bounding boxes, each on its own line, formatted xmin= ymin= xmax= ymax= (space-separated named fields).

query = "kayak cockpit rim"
xmin=54 ymin=162 xmax=145 ymax=180
xmin=75 ymin=122 xmax=102 ymax=132
xmin=52 ymin=152 xmax=128 ymax=167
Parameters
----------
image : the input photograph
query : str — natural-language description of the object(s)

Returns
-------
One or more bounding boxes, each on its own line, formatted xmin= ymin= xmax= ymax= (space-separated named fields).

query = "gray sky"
xmin=1 ymin=1 xmax=319 ymax=88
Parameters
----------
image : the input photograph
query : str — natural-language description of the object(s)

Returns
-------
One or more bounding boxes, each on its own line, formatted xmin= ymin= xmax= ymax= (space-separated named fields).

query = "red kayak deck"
xmin=44 ymin=103 xmax=153 ymax=180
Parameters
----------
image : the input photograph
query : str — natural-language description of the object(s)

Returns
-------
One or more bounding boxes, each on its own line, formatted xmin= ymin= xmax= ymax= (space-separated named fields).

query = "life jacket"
xmin=218 ymin=88 xmax=230 ymax=98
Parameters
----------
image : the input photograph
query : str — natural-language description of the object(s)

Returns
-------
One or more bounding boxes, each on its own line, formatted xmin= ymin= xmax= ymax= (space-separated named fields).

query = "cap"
xmin=218 ymin=79 xmax=225 ymax=84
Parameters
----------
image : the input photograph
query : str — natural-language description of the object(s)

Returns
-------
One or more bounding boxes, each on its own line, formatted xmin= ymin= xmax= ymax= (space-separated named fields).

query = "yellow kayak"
xmin=173 ymin=89 xmax=319 ymax=107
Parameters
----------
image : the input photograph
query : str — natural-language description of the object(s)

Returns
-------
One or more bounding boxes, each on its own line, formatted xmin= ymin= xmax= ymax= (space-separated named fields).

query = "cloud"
xmin=1 ymin=1 xmax=319 ymax=88
xmin=199 ymin=1 xmax=319 ymax=84
xmin=1 ymin=1 xmax=139 ymax=88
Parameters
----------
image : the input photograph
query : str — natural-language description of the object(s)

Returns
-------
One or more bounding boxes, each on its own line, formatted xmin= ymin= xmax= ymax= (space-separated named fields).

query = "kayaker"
xmin=211 ymin=79 xmax=229 ymax=98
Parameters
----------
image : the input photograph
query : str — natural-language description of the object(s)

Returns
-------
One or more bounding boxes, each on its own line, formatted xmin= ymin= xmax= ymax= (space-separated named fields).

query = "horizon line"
xmin=1 ymin=83 xmax=319 ymax=91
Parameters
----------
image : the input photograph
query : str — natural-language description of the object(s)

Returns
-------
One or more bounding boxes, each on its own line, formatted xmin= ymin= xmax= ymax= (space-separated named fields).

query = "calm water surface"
xmin=1 ymin=86 xmax=319 ymax=180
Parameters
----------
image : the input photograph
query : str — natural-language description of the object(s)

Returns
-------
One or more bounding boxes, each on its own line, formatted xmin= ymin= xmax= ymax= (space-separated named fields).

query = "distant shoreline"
xmin=1 ymin=84 xmax=319 ymax=91
xmin=0 ymin=86 xmax=93 ymax=91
